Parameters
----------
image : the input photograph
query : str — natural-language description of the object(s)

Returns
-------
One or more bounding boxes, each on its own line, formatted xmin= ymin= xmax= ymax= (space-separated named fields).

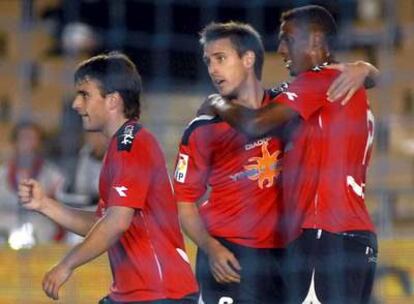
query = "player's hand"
xmin=326 ymin=62 xmax=369 ymax=105
xmin=17 ymin=179 xmax=48 ymax=212
xmin=206 ymin=239 xmax=241 ymax=284
xmin=197 ymin=94 xmax=225 ymax=117
xmin=42 ymin=263 xmax=73 ymax=300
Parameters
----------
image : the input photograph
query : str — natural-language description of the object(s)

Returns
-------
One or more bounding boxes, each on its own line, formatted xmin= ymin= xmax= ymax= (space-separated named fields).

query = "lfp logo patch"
xmin=174 ymin=153 xmax=189 ymax=183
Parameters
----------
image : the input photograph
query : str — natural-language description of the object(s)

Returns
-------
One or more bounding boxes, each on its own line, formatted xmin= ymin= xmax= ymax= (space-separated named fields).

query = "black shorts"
xmin=98 ymin=293 xmax=198 ymax=304
xmin=196 ymin=237 xmax=286 ymax=304
xmin=283 ymin=229 xmax=378 ymax=304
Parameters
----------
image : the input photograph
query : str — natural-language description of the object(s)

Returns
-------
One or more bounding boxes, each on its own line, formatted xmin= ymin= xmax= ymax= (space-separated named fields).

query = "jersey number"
xmin=362 ymin=109 xmax=375 ymax=165
xmin=348 ymin=109 xmax=375 ymax=198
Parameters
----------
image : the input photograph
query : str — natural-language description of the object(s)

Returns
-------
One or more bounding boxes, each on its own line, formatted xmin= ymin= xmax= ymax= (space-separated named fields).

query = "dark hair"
xmin=10 ymin=120 xmax=44 ymax=143
xmin=74 ymin=52 xmax=142 ymax=119
xmin=280 ymin=5 xmax=338 ymax=50
xmin=199 ymin=21 xmax=264 ymax=80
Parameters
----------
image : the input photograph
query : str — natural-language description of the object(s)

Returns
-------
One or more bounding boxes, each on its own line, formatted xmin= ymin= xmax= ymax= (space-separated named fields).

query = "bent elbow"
xmin=118 ymin=220 xmax=132 ymax=233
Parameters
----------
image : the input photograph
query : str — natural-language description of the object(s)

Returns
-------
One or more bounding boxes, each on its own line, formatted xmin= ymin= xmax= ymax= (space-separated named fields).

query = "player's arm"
xmin=327 ymin=61 xmax=380 ymax=104
xmin=178 ymin=202 xmax=241 ymax=283
xmin=200 ymin=94 xmax=296 ymax=138
xmin=42 ymin=205 xmax=134 ymax=300
xmin=18 ymin=179 xmax=97 ymax=236
xmin=200 ymin=61 xmax=378 ymax=137
xmin=175 ymin=124 xmax=241 ymax=283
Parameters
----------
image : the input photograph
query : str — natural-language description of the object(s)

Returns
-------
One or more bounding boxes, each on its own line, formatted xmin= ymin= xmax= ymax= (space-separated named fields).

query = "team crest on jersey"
xmin=230 ymin=141 xmax=281 ymax=189
xmin=117 ymin=122 xmax=141 ymax=152
xmin=174 ymin=153 xmax=189 ymax=183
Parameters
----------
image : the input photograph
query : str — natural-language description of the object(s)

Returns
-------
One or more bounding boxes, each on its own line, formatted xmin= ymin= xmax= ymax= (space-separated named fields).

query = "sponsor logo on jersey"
xmin=117 ymin=122 xmax=141 ymax=152
xmin=245 ymin=137 xmax=271 ymax=151
xmin=174 ymin=153 xmax=189 ymax=183
xmin=230 ymin=141 xmax=281 ymax=189
xmin=114 ymin=186 xmax=128 ymax=197
xmin=122 ymin=125 xmax=135 ymax=144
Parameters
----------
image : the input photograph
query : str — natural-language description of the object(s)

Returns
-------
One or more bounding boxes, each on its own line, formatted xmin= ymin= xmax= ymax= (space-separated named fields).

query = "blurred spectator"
xmin=61 ymin=22 xmax=100 ymax=56
xmin=0 ymin=121 xmax=65 ymax=247
xmin=57 ymin=132 xmax=106 ymax=244
xmin=58 ymin=132 xmax=106 ymax=208
xmin=56 ymin=96 xmax=102 ymax=208
xmin=40 ymin=0 xmax=103 ymax=57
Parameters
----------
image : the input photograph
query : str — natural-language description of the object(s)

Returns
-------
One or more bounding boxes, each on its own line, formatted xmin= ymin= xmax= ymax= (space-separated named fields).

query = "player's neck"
xmin=103 ymin=115 xmax=130 ymax=138
xmin=311 ymin=49 xmax=335 ymax=68
xmin=233 ymin=78 xmax=264 ymax=109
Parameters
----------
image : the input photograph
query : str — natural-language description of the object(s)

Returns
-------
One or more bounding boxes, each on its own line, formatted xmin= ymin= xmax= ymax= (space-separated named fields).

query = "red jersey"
xmin=174 ymin=90 xmax=284 ymax=248
xmin=97 ymin=120 xmax=198 ymax=302
xmin=275 ymin=68 xmax=376 ymax=243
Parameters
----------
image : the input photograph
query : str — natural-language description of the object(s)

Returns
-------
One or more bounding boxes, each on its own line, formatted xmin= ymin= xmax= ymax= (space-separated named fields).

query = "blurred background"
xmin=0 ymin=0 xmax=413 ymax=303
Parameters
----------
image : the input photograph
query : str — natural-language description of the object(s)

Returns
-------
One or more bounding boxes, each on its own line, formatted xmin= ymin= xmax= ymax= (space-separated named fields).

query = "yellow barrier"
xmin=0 ymin=244 xmax=110 ymax=304
xmin=0 ymin=239 xmax=413 ymax=303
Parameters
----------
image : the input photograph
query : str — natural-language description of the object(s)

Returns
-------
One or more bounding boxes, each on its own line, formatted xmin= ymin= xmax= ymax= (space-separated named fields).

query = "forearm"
xmin=213 ymin=100 xmax=259 ymax=136
xmin=40 ymin=197 xmax=97 ymax=236
xmin=178 ymin=202 xmax=219 ymax=254
xmin=58 ymin=215 xmax=123 ymax=271
xmin=211 ymin=97 xmax=294 ymax=137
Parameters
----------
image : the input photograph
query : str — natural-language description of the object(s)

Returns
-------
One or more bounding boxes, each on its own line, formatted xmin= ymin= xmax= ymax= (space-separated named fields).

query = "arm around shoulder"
xmin=210 ymin=96 xmax=296 ymax=137
xmin=326 ymin=61 xmax=380 ymax=104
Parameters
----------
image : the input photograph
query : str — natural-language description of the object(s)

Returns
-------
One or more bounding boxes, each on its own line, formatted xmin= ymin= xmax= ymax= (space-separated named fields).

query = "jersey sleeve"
xmin=274 ymin=71 xmax=332 ymax=120
xmin=106 ymin=133 xmax=154 ymax=209
xmin=173 ymin=125 xmax=211 ymax=203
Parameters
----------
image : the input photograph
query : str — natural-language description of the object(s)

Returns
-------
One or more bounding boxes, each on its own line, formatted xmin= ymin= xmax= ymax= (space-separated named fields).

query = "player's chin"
xmin=215 ymin=85 xmax=230 ymax=97
xmin=82 ymin=123 xmax=99 ymax=132
xmin=218 ymin=89 xmax=234 ymax=100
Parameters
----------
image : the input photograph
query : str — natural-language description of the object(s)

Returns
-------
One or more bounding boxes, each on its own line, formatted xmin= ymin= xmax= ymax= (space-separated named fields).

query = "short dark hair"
xmin=280 ymin=5 xmax=337 ymax=50
xmin=74 ymin=52 xmax=142 ymax=119
xmin=199 ymin=21 xmax=265 ymax=80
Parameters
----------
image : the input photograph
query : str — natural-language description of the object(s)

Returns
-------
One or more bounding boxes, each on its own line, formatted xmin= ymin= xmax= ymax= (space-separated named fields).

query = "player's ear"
xmin=106 ymin=91 xmax=123 ymax=111
xmin=243 ymin=50 xmax=256 ymax=70
xmin=309 ymin=31 xmax=325 ymax=54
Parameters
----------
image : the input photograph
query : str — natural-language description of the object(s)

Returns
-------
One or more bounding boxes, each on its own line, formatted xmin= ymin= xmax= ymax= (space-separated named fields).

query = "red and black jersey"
xmin=97 ymin=120 xmax=198 ymax=302
xmin=174 ymin=91 xmax=285 ymax=248
xmin=274 ymin=68 xmax=376 ymax=244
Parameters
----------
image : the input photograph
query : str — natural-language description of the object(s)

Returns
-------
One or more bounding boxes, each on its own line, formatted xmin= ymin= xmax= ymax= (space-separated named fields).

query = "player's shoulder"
xmin=115 ymin=119 xmax=152 ymax=153
xmin=287 ymin=66 xmax=339 ymax=95
xmin=180 ymin=114 xmax=222 ymax=146
xmin=306 ymin=65 xmax=340 ymax=82
xmin=113 ymin=121 xmax=164 ymax=163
